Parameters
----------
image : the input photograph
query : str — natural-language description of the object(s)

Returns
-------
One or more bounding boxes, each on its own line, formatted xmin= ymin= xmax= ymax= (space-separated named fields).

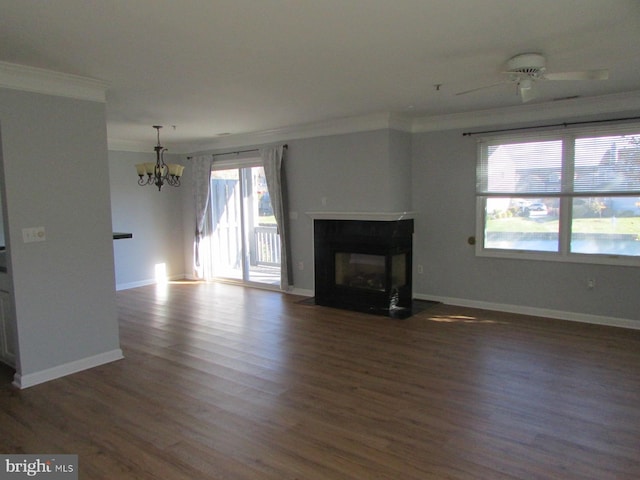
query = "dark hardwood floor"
xmin=1 ymin=281 xmax=640 ymax=479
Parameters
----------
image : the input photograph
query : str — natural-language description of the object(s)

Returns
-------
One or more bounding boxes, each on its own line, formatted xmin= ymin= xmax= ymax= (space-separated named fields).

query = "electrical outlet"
xmin=417 ymin=264 xmax=424 ymax=274
xmin=587 ymin=278 xmax=596 ymax=289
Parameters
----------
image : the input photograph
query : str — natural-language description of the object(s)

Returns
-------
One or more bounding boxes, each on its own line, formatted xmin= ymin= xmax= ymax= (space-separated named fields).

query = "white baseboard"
xmin=115 ymin=279 xmax=155 ymax=290
xmin=13 ymin=349 xmax=124 ymax=389
xmin=288 ymin=287 xmax=314 ymax=297
xmin=413 ymin=293 xmax=640 ymax=330
xmin=116 ymin=274 xmax=186 ymax=291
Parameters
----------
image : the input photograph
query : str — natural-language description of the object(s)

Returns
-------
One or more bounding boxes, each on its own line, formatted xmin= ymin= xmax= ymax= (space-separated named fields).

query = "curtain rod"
xmin=187 ymin=144 xmax=288 ymax=160
xmin=211 ymin=144 xmax=288 ymax=158
xmin=462 ymin=116 xmax=640 ymax=137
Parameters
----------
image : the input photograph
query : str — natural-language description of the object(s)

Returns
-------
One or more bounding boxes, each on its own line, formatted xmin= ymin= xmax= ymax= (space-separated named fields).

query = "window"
xmin=476 ymin=124 xmax=640 ymax=265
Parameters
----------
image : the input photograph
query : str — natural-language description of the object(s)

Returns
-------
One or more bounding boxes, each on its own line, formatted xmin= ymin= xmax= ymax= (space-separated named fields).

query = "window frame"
xmin=475 ymin=123 xmax=640 ymax=267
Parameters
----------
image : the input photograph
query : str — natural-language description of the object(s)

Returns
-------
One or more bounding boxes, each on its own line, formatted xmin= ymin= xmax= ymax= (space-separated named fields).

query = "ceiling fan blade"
xmin=544 ymin=69 xmax=609 ymax=81
xmin=455 ymin=82 xmax=507 ymax=96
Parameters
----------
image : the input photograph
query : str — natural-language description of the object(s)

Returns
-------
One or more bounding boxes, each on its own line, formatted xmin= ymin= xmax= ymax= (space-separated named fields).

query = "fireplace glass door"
xmin=335 ymin=253 xmax=386 ymax=291
xmin=334 ymin=252 xmax=407 ymax=292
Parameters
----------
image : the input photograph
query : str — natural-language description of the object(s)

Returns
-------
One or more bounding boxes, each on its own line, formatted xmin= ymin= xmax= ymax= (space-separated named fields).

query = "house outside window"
xmin=476 ymin=124 xmax=640 ymax=266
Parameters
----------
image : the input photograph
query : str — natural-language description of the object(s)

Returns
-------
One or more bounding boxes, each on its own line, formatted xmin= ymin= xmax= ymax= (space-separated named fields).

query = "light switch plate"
xmin=22 ymin=226 xmax=46 ymax=243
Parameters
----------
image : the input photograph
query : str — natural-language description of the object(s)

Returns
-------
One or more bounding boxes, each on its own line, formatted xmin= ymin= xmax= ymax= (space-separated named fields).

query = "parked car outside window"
xmin=528 ymin=202 xmax=548 ymax=215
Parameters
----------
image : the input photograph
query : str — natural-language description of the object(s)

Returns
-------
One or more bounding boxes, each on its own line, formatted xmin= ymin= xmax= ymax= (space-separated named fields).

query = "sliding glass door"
xmin=210 ymin=164 xmax=280 ymax=287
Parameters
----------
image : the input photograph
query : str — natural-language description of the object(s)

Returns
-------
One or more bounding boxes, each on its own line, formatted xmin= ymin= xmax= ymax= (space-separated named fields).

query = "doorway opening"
xmin=210 ymin=164 xmax=280 ymax=287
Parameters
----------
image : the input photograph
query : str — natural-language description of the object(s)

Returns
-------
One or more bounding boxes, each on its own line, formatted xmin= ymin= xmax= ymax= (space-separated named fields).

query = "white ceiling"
xmin=1 ymin=0 xmax=639 ymax=151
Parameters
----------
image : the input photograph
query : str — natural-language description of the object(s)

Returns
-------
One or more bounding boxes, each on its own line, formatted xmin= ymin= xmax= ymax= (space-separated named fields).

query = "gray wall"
xmin=0 ymin=88 xmax=121 ymax=378
xmin=411 ymin=128 xmax=640 ymax=322
xmin=388 ymin=129 xmax=412 ymax=211
xmin=276 ymin=129 xmax=412 ymax=291
xmin=288 ymin=129 xmax=411 ymax=213
xmin=174 ymin=129 xmax=413 ymax=290
xmin=111 ymin=116 xmax=639 ymax=325
xmin=109 ymin=150 xmax=189 ymax=288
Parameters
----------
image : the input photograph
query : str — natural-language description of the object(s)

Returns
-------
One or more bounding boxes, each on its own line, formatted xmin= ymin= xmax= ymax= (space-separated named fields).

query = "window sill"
xmin=476 ymin=247 xmax=640 ymax=267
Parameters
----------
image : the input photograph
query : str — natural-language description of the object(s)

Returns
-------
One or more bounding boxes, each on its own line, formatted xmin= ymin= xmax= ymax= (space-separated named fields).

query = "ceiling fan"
xmin=456 ymin=53 xmax=609 ymax=103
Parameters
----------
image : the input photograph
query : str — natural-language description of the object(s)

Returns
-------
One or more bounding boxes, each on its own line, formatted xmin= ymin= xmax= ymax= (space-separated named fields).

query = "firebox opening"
xmin=335 ymin=253 xmax=408 ymax=293
xmin=335 ymin=253 xmax=385 ymax=291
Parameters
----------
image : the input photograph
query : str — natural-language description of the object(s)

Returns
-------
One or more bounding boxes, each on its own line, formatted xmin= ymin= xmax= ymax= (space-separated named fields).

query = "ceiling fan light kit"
xmin=506 ymin=53 xmax=547 ymax=77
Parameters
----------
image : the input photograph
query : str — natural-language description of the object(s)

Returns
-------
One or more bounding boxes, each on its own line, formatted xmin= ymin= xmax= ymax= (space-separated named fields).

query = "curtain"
xmin=192 ymin=155 xmax=212 ymax=278
xmin=260 ymin=145 xmax=292 ymax=290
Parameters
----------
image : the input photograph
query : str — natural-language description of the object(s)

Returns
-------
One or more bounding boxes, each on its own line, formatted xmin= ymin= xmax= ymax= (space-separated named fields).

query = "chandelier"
xmin=135 ymin=125 xmax=184 ymax=191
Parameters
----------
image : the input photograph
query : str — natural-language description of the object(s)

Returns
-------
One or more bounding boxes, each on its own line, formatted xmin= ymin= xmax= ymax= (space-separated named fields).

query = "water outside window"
xmin=484 ymin=196 xmax=560 ymax=252
xmin=481 ymin=134 xmax=640 ymax=257
xmin=571 ymin=136 xmax=640 ymax=256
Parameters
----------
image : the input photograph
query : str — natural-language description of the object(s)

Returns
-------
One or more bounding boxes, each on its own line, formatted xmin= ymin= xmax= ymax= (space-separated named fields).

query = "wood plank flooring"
xmin=1 ymin=281 xmax=640 ymax=479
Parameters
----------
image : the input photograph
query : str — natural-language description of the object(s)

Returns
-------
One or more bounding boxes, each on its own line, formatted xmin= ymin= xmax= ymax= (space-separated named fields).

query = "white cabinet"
xmin=0 ymin=289 xmax=15 ymax=367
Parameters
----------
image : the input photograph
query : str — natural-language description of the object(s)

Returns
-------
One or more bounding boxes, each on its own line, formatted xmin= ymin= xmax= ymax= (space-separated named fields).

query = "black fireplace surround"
xmin=314 ymin=218 xmax=414 ymax=318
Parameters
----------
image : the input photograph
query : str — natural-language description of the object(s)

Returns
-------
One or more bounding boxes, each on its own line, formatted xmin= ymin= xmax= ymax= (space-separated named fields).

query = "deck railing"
xmin=254 ymin=226 xmax=280 ymax=265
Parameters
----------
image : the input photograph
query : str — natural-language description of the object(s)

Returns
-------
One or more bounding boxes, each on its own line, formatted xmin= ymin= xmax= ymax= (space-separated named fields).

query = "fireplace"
xmin=314 ymin=218 xmax=413 ymax=318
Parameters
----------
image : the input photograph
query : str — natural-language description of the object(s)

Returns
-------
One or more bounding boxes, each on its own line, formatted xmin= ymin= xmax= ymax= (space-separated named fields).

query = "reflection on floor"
xmin=215 ymin=264 xmax=281 ymax=287
xmin=248 ymin=264 xmax=281 ymax=286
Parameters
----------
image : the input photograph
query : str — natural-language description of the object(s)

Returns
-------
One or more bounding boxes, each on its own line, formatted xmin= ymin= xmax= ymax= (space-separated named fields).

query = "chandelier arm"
xmin=159 ymin=147 xmax=168 ymax=167
xmin=166 ymin=176 xmax=180 ymax=187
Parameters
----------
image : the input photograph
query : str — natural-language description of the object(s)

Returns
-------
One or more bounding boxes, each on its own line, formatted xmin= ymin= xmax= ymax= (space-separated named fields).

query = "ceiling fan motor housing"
xmin=506 ymin=53 xmax=546 ymax=78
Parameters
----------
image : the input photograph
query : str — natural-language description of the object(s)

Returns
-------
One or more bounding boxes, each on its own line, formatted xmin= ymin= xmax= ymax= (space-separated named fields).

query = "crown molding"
xmin=107 ymin=138 xmax=150 ymax=153
xmin=184 ymin=112 xmax=412 ymax=153
xmin=182 ymin=91 xmax=640 ymax=153
xmin=107 ymin=139 xmax=190 ymax=157
xmin=0 ymin=61 xmax=108 ymax=102
xmin=108 ymin=90 xmax=640 ymax=154
xmin=410 ymin=90 xmax=640 ymax=133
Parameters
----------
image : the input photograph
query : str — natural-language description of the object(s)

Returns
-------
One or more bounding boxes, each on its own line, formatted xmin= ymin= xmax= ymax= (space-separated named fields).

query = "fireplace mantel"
xmin=306 ymin=211 xmax=414 ymax=221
